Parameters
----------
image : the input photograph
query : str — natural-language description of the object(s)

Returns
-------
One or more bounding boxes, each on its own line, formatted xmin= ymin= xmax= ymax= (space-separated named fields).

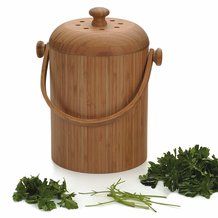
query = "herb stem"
xmin=148 ymin=200 xmax=180 ymax=207
xmin=81 ymin=179 xmax=179 ymax=212
xmin=79 ymin=190 xmax=109 ymax=196
xmin=86 ymin=200 xmax=115 ymax=207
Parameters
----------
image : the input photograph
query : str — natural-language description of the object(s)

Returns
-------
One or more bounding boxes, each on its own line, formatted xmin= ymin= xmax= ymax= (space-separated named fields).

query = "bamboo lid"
xmin=49 ymin=7 xmax=149 ymax=56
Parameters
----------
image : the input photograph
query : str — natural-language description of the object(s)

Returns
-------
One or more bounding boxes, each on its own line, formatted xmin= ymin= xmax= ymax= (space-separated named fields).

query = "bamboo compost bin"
xmin=36 ymin=7 xmax=162 ymax=173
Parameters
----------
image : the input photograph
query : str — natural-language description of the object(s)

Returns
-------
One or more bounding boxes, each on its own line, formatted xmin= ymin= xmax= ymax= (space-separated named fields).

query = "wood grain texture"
xmin=37 ymin=7 xmax=162 ymax=173
xmin=49 ymin=17 xmax=149 ymax=56
xmin=41 ymin=45 xmax=154 ymax=127
xmin=50 ymin=48 xmax=148 ymax=173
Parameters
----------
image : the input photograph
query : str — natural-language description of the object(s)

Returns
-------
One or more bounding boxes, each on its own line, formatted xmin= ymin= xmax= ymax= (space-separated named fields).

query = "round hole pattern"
xmin=73 ymin=19 xmax=125 ymax=30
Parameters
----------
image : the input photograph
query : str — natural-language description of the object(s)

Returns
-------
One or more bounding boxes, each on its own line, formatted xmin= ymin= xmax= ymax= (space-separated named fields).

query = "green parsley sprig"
xmin=13 ymin=175 xmax=78 ymax=211
xmin=139 ymin=145 xmax=218 ymax=198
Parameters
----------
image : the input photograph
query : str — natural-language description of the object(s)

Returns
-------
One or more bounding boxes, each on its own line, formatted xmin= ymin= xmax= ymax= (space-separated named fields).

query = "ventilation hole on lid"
xmin=75 ymin=24 xmax=81 ymax=26
xmin=110 ymin=19 xmax=115 ymax=22
xmin=118 ymin=22 xmax=123 ymax=25
xmin=114 ymin=26 xmax=120 ymax=28
xmin=84 ymin=27 xmax=89 ymax=29
xmin=80 ymin=20 xmax=85 ymax=22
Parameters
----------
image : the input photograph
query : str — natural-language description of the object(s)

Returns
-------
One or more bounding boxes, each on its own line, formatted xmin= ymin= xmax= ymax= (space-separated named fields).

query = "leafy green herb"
xmin=13 ymin=175 xmax=78 ymax=211
xmin=139 ymin=145 xmax=218 ymax=198
xmin=58 ymin=193 xmax=78 ymax=209
xmin=80 ymin=179 xmax=179 ymax=212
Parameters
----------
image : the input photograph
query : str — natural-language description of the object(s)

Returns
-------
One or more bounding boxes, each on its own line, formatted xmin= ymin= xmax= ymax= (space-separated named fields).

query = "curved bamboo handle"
xmin=40 ymin=44 xmax=161 ymax=127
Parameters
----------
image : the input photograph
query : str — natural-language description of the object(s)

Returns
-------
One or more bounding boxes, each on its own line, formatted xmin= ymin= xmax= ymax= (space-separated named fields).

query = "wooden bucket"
xmin=36 ymin=7 xmax=162 ymax=173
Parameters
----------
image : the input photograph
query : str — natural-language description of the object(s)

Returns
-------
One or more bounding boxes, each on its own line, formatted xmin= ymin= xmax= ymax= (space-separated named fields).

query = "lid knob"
xmin=89 ymin=7 xmax=110 ymax=27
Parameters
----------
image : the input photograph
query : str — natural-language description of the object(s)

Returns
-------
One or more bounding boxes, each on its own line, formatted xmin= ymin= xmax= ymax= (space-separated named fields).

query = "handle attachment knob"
xmin=36 ymin=41 xmax=46 ymax=58
xmin=153 ymin=48 xmax=162 ymax=66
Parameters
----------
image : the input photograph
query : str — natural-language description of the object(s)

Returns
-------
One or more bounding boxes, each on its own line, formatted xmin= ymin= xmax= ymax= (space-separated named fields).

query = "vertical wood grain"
xmin=50 ymin=48 xmax=148 ymax=173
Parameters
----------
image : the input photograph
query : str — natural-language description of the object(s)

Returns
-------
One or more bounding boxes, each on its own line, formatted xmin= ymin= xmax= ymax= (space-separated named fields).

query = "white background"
xmin=0 ymin=0 xmax=218 ymax=217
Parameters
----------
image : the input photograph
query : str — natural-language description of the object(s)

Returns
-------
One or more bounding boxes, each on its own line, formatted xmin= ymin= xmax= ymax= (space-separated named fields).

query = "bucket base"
xmin=51 ymin=155 xmax=147 ymax=174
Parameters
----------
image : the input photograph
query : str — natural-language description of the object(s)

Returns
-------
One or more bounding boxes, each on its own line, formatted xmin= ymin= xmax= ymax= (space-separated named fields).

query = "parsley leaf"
xmin=139 ymin=145 xmax=218 ymax=198
xmin=58 ymin=193 xmax=78 ymax=209
xmin=13 ymin=176 xmax=78 ymax=211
